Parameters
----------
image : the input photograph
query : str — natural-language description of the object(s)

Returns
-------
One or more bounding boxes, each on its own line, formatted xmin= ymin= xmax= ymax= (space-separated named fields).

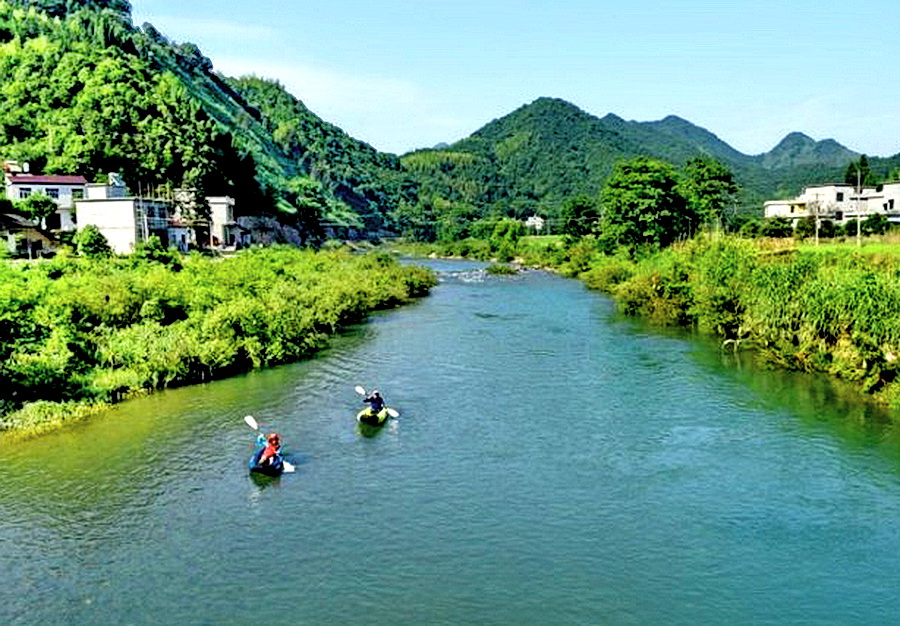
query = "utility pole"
xmin=856 ymin=166 xmax=862 ymax=248
xmin=813 ymin=192 xmax=820 ymax=246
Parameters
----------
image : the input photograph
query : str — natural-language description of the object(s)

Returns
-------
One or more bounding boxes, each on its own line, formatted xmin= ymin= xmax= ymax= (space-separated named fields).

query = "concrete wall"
xmin=208 ymin=196 xmax=235 ymax=245
xmin=76 ymin=198 xmax=140 ymax=254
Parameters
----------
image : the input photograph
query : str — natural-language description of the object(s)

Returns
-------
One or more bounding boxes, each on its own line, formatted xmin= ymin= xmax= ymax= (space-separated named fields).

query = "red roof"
xmin=7 ymin=173 xmax=88 ymax=185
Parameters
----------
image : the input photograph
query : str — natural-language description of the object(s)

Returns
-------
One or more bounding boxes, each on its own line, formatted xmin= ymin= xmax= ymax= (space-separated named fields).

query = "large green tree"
xmin=16 ymin=192 xmax=57 ymax=228
xmin=559 ymin=194 xmax=600 ymax=240
xmin=679 ymin=157 xmax=739 ymax=229
xmin=599 ymin=157 xmax=695 ymax=250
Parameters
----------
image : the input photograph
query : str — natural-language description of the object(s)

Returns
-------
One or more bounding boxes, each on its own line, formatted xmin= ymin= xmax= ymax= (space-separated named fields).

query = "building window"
xmin=837 ymin=192 xmax=844 ymax=202
xmin=72 ymin=189 xmax=84 ymax=200
xmin=19 ymin=187 xmax=31 ymax=199
xmin=890 ymin=199 xmax=896 ymax=211
xmin=46 ymin=188 xmax=59 ymax=199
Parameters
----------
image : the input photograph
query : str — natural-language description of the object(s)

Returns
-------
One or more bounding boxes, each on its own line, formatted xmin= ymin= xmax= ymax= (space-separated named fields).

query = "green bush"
xmin=0 ymin=248 xmax=437 ymax=432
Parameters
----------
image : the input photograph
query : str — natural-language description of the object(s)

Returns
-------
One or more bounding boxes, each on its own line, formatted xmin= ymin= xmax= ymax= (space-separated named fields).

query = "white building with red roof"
xmin=3 ymin=161 xmax=87 ymax=231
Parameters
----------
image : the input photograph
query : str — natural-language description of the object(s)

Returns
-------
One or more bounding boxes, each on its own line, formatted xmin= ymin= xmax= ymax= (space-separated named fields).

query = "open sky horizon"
xmin=132 ymin=0 xmax=899 ymax=158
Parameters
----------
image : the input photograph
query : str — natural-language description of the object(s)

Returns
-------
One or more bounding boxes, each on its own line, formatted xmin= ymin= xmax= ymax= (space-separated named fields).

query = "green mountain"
xmin=0 ymin=0 xmax=404 ymax=233
xmin=402 ymin=97 xmax=864 ymax=222
xmin=760 ymin=132 xmax=858 ymax=169
xmin=0 ymin=2 xmax=888 ymax=242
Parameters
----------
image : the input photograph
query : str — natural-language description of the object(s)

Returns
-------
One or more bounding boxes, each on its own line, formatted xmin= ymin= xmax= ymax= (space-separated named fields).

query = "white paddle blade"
xmin=354 ymin=385 xmax=366 ymax=395
xmin=243 ymin=415 xmax=259 ymax=431
xmin=387 ymin=408 xmax=400 ymax=418
xmin=283 ymin=461 xmax=296 ymax=473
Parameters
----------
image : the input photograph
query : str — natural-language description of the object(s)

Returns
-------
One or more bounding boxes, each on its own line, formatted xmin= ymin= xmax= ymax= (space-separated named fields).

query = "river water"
xmin=3 ymin=259 xmax=900 ymax=624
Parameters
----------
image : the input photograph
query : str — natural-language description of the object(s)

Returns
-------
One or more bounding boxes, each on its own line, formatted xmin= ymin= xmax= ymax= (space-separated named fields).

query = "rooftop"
xmin=6 ymin=173 xmax=88 ymax=185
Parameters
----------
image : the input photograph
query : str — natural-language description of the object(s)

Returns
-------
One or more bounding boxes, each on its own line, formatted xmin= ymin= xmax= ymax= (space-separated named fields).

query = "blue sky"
xmin=131 ymin=0 xmax=900 ymax=157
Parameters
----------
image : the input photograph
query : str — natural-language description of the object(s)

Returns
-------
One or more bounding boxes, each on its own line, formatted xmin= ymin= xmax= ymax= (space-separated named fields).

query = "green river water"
xmin=3 ymin=259 xmax=900 ymax=624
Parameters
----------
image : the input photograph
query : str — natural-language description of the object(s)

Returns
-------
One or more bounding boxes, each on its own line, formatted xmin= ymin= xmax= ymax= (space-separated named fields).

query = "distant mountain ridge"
xmin=1 ymin=2 xmax=891 ymax=238
xmin=402 ymin=97 xmax=865 ymax=213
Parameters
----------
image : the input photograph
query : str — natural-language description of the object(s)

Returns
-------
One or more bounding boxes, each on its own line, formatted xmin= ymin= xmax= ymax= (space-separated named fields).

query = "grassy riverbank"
xmin=395 ymin=234 xmax=900 ymax=409
xmin=0 ymin=247 xmax=436 ymax=438
xmin=585 ymin=236 xmax=900 ymax=407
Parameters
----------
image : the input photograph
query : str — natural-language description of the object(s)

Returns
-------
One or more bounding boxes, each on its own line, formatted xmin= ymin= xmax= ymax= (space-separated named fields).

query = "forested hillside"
xmin=0 ymin=0 xmax=404 ymax=232
xmin=400 ymin=97 xmax=875 ymax=229
xmin=1 ymin=1 xmax=894 ymax=243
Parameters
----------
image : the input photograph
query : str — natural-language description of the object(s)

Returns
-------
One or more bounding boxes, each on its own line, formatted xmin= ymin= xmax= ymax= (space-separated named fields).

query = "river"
xmin=3 ymin=259 xmax=900 ymax=624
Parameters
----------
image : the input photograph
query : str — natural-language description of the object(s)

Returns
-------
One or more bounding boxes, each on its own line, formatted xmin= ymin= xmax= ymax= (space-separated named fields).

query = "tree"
xmin=435 ymin=202 xmax=480 ymax=242
xmin=559 ymin=195 xmax=600 ymax=240
xmin=16 ymin=193 xmax=58 ymax=229
xmin=75 ymin=224 xmax=113 ymax=258
xmin=280 ymin=176 xmax=326 ymax=245
xmin=738 ymin=217 xmax=762 ymax=238
xmin=133 ymin=234 xmax=179 ymax=265
xmin=794 ymin=216 xmax=816 ymax=240
xmin=863 ymin=213 xmax=890 ymax=236
xmin=487 ymin=217 xmax=524 ymax=260
xmin=845 ymin=155 xmax=878 ymax=188
xmin=818 ymin=219 xmax=837 ymax=238
xmin=679 ymin=157 xmax=739 ymax=229
xmin=599 ymin=157 xmax=694 ymax=250
xmin=391 ymin=199 xmax=436 ymax=242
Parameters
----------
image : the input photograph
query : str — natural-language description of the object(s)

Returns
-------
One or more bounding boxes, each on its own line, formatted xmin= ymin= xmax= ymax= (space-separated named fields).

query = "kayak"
xmin=356 ymin=406 xmax=390 ymax=427
xmin=248 ymin=446 xmax=285 ymax=476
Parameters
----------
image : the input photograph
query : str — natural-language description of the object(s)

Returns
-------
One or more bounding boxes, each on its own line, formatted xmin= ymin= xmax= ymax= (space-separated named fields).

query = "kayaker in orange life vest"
xmin=259 ymin=432 xmax=282 ymax=466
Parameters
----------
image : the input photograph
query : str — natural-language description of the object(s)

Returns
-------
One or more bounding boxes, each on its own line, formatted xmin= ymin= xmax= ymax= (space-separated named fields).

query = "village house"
xmin=525 ymin=215 xmax=546 ymax=232
xmin=209 ymin=196 xmax=241 ymax=247
xmin=3 ymin=161 xmax=88 ymax=231
xmin=76 ymin=176 xmax=187 ymax=254
xmin=764 ymin=182 xmax=900 ymax=226
xmin=2 ymin=160 xmax=88 ymax=255
xmin=76 ymin=175 xmax=247 ymax=254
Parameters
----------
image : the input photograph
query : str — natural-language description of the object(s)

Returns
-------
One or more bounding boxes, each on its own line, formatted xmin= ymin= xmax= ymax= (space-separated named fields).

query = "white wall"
xmin=76 ymin=199 xmax=139 ymax=254
xmin=6 ymin=182 xmax=85 ymax=209
xmin=208 ymin=196 xmax=235 ymax=245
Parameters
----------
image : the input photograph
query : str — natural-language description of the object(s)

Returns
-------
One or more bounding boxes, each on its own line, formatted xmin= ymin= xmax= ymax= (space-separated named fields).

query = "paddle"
xmin=243 ymin=415 xmax=295 ymax=473
xmin=355 ymin=386 xmax=399 ymax=418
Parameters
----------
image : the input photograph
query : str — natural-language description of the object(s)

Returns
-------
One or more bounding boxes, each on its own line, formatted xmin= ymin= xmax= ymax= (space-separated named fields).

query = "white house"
xmin=208 ymin=195 xmax=249 ymax=247
xmin=525 ymin=215 xmax=546 ymax=232
xmin=763 ymin=182 xmax=900 ymax=225
xmin=76 ymin=179 xmax=188 ymax=254
xmin=862 ymin=182 xmax=900 ymax=221
xmin=3 ymin=161 xmax=87 ymax=231
xmin=76 ymin=178 xmax=244 ymax=254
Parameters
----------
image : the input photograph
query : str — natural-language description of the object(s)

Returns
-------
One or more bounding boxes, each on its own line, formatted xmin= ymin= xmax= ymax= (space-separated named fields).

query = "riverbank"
xmin=392 ymin=235 xmax=900 ymax=409
xmin=0 ymin=247 xmax=436 ymax=438
xmin=575 ymin=235 xmax=900 ymax=407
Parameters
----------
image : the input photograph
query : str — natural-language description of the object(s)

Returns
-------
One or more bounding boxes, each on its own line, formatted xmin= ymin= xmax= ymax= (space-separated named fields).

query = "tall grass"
xmin=0 ymin=247 xmax=437 ymax=435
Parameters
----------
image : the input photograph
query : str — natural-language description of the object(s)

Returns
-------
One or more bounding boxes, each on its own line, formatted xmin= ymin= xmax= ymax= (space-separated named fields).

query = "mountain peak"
xmin=773 ymin=132 xmax=815 ymax=149
xmin=762 ymin=132 xmax=856 ymax=169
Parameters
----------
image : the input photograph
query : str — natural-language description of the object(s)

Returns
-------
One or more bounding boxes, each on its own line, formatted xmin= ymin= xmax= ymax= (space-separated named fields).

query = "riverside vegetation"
xmin=0 ymin=246 xmax=436 ymax=437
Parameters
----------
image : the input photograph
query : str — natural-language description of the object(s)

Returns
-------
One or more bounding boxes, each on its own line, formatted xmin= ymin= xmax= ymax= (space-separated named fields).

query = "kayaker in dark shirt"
xmin=364 ymin=390 xmax=385 ymax=414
